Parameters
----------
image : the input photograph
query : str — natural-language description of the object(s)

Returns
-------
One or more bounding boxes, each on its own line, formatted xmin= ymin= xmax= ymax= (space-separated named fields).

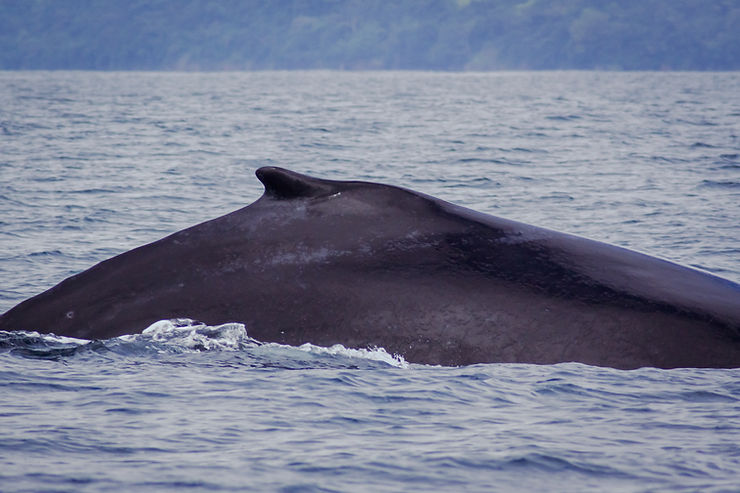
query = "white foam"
xmin=119 ymin=318 xmax=256 ymax=352
xmin=130 ymin=319 xmax=408 ymax=367
xmin=294 ymin=342 xmax=409 ymax=368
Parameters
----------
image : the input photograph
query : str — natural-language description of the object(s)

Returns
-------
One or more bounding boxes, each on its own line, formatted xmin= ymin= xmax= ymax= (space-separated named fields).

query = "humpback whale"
xmin=1 ymin=167 xmax=739 ymax=369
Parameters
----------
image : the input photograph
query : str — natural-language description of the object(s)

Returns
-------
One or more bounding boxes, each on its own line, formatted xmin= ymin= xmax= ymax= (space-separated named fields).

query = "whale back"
xmin=1 ymin=167 xmax=739 ymax=368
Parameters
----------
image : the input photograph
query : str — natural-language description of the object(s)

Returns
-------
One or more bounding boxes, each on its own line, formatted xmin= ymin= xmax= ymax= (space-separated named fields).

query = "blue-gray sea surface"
xmin=1 ymin=71 xmax=739 ymax=492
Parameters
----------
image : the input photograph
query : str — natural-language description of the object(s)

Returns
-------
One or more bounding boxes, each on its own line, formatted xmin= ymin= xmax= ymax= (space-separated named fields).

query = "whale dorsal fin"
xmin=256 ymin=167 xmax=335 ymax=199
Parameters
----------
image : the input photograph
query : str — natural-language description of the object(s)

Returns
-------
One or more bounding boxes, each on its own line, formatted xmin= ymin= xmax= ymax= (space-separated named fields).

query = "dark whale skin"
xmin=1 ymin=167 xmax=739 ymax=369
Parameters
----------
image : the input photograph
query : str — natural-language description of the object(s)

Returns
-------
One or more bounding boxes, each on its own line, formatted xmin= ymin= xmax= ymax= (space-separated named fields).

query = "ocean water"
xmin=1 ymin=71 xmax=739 ymax=492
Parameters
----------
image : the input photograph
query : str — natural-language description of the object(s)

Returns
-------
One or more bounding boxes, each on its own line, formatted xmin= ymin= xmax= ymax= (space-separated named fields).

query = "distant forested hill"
xmin=1 ymin=0 xmax=738 ymax=70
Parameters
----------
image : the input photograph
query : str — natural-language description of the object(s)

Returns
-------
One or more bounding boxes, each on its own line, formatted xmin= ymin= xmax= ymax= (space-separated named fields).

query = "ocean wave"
xmin=700 ymin=179 xmax=740 ymax=189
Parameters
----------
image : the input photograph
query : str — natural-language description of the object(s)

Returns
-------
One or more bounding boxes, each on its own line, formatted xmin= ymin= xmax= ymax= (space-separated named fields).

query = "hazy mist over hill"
xmin=1 ymin=0 xmax=739 ymax=70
